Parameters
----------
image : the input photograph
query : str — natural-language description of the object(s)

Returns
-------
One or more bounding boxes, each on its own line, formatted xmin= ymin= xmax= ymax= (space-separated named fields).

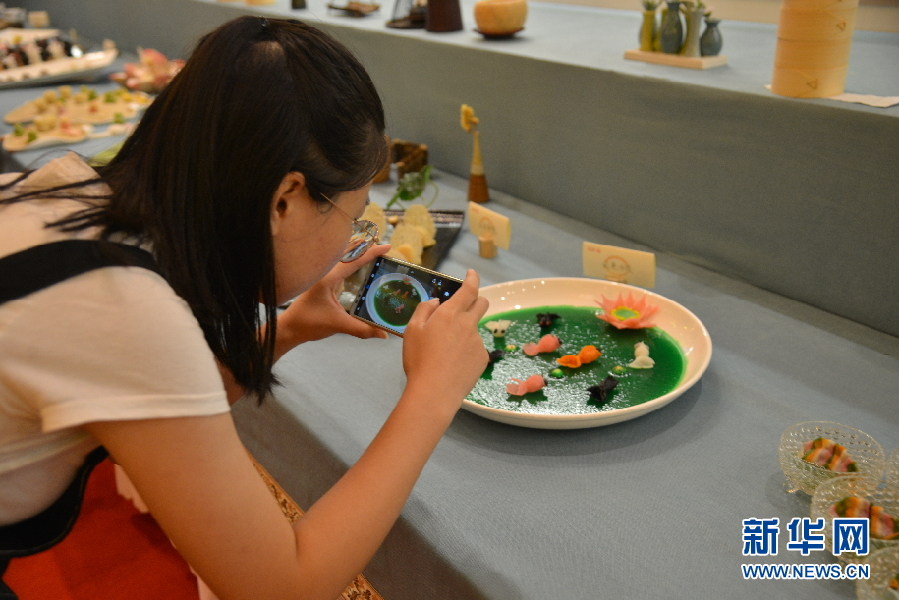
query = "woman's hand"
xmin=278 ymin=244 xmax=391 ymax=349
xmin=401 ymin=269 xmax=490 ymax=410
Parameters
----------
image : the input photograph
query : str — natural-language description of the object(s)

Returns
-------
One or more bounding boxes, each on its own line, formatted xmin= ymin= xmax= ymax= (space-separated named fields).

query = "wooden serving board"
xmin=624 ymin=49 xmax=728 ymax=70
xmin=383 ymin=209 xmax=464 ymax=271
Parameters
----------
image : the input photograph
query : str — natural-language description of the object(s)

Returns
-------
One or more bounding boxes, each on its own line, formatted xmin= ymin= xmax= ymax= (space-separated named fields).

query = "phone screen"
xmin=349 ymin=257 xmax=463 ymax=336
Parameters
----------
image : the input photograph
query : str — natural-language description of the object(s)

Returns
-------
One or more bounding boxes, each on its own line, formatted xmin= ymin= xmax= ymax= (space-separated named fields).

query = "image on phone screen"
xmin=351 ymin=257 xmax=462 ymax=335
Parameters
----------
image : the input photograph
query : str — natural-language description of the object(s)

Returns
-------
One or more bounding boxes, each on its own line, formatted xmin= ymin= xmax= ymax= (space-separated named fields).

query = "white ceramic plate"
xmin=0 ymin=49 xmax=118 ymax=90
xmin=462 ymin=278 xmax=712 ymax=429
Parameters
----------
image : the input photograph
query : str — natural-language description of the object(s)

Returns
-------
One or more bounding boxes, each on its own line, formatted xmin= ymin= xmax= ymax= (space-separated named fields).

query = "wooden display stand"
xmin=478 ymin=235 xmax=497 ymax=258
xmin=372 ymin=138 xmax=429 ymax=183
xmin=624 ymin=49 xmax=728 ymax=70
xmin=460 ymin=104 xmax=489 ymax=203
xmin=392 ymin=139 xmax=429 ymax=178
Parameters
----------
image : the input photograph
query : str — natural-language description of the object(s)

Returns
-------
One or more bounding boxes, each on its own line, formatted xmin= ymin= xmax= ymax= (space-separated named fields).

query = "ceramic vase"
xmin=639 ymin=9 xmax=658 ymax=52
xmin=700 ymin=17 xmax=722 ymax=56
xmin=653 ymin=6 xmax=664 ymax=50
xmin=426 ymin=0 xmax=464 ymax=31
xmin=659 ymin=1 xmax=683 ymax=54
xmin=680 ymin=7 xmax=704 ymax=57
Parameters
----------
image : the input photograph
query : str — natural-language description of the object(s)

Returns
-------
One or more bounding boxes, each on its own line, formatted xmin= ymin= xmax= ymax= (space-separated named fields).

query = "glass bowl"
xmin=811 ymin=476 xmax=899 ymax=564
xmin=779 ymin=421 xmax=885 ymax=496
xmin=885 ymin=448 xmax=899 ymax=491
xmin=855 ymin=546 xmax=899 ymax=600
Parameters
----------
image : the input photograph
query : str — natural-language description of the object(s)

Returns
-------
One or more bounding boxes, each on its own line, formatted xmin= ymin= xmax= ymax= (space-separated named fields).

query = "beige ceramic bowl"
xmin=474 ymin=0 xmax=527 ymax=36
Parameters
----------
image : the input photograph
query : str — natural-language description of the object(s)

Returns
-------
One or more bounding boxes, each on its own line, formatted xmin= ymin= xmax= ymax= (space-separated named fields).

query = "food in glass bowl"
xmin=811 ymin=476 xmax=899 ymax=564
xmin=829 ymin=497 xmax=899 ymax=540
xmin=887 ymin=447 xmax=899 ymax=490
xmin=802 ymin=437 xmax=859 ymax=472
xmin=778 ymin=422 xmax=885 ymax=495
xmin=855 ymin=546 xmax=899 ymax=600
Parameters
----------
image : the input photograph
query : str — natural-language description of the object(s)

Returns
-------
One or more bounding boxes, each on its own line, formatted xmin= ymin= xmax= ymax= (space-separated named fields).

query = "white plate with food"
xmin=462 ymin=277 xmax=712 ymax=429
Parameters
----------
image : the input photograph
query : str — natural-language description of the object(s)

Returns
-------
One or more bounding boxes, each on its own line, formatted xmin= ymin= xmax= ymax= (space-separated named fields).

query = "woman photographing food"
xmin=0 ymin=16 xmax=488 ymax=600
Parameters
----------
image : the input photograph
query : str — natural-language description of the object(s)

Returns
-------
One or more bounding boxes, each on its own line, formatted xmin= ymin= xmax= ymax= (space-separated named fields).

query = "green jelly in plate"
xmin=463 ymin=278 xmax=712 ymax=429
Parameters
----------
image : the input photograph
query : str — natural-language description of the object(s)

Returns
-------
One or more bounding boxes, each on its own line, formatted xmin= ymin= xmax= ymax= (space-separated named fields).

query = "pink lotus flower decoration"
xmin=595 ymin=292 xmax=658 ymax=329
xmin=110 ymin=48 xmax=185 ymax=94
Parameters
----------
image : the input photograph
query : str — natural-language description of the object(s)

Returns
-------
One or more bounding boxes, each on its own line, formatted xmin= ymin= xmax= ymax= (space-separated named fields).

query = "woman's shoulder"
xmin=1 ymin=152 xmax=100 ymax=199
xmin=0 ymin=202 xmax=99 ymax=260
xmin=0 ymin=153 xmax=107 ymax=260
xmin=0 ymin=253 xmax=227 ymax=432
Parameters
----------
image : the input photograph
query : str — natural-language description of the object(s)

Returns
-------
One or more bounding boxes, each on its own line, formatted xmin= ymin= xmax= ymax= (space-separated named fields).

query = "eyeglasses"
xmin=322 ymin=194 xmax=380 ymax=262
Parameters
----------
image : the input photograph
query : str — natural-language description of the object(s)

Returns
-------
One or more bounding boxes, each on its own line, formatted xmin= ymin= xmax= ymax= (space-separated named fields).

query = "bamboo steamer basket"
xmin=774 ymin=38 xmax=852 ymax=69
xmin=771 ymin=65 xmax=849 ymax=97
xmin=779 ymin=0 xmax=857 ymax=10
xmin=770 ymin=0 xmax=857 ymax=97
xmin=777 ymin=8 xmax=857 ymax=41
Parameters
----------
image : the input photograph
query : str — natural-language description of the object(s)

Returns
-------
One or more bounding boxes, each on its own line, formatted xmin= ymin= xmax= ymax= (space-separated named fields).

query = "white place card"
xmin=583 ymin=242 xmax=656 ymax=288
xmin=468 ymin=201 xmax=511 ymax=250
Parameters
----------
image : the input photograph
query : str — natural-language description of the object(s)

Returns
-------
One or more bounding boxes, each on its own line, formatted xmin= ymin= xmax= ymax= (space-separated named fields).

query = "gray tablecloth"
xmin=233 ymin=170 xmax=899 ymax=600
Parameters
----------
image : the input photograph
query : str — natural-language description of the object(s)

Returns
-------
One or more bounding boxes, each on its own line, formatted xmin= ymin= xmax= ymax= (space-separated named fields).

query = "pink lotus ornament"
xmin=595 ymin=292 xmax=658 ymax=329
xmin=110 ymin=48 xmax=185 ymax=94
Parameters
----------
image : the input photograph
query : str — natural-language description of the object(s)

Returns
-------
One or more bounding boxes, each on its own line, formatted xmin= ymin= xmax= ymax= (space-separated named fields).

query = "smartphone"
xmin=343 ymin=256 xmax=463 ymax=337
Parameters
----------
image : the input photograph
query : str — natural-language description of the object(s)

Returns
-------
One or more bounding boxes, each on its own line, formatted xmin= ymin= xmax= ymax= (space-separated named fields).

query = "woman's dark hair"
xmin=1 ymin=17 xmax=387 ymax=399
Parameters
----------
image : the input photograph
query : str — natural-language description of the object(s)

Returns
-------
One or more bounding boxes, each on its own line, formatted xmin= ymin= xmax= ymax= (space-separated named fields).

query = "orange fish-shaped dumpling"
xmin=556 ymin=345 xmax=602 ymax=369
xmin=506 ymin=374 xmax=547 ymax=396
xmin=578 ymin=345 xmax=601 ymax=363
xmin=556 ymin=355 xmax=583 ymax=368
xmin=523 ymin=334 xmax=561 ymax=356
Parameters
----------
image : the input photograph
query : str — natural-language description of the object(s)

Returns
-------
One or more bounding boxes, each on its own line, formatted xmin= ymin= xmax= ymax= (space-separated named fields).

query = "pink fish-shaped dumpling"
xmin=828 ymin=496 xmax=871 ymax=519
xmin=801 ymin=437 xmax=836 ymax=466
xmin=871 ymin=505 xmax=897 ymax=540
xmin=825 ymin=445 xmax=857 ymax=472
xmin=522 ymin=334 xmax=561 ymax=356
xmin=803 ymin=447 xmax=834 ymax=466
xmin=506 ymin=374 xmax=547 ymax=396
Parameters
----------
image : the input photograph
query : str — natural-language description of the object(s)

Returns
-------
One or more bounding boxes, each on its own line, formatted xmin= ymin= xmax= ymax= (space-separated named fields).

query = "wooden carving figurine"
xmin=460 ymin=104 xmax=489 ymax=203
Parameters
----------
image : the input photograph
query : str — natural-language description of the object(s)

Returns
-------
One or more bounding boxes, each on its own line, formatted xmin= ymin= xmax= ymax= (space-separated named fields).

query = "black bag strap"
xmin=0 ymin=446 xmax=109 ymax=558
xmin=0 ymin=239 xmax=162 ymax=598
xmin=0 ymin=239 xmax=159 ymax=304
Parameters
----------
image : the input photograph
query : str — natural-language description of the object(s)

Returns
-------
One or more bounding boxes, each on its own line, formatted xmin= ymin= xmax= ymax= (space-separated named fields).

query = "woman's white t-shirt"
xmin=0 ymin=153 xmax=230 ymax=525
